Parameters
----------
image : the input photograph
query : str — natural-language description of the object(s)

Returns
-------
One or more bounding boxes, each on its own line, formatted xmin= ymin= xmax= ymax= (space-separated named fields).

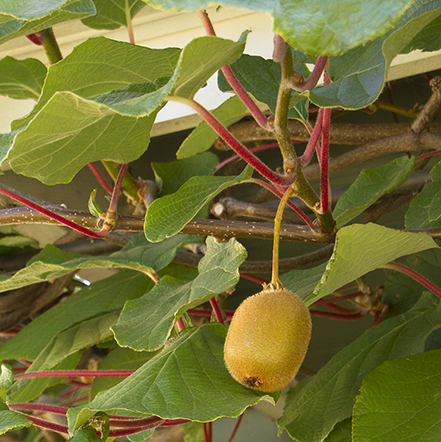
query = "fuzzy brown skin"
xmin=224 ymin=289 xmax=311 ymax=392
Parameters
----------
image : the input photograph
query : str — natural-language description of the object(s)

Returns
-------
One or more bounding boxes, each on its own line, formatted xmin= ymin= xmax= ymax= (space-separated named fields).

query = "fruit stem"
xmin=249 ymin=178 xmax=315 ymax=230
xmin=271 ymin=186 xmax=295 ymax=288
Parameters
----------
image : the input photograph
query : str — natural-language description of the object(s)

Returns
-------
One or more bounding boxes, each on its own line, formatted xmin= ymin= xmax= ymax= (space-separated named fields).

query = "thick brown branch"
xmin=411 ymin=76 xmax=441 ymax=134
xmin=224 ymin=120 xmax=441 ymax=145
xmin=303 ymin=131 xmax=441 ymax=181
xmin=0 ymin=207 xmax=333 ymax=243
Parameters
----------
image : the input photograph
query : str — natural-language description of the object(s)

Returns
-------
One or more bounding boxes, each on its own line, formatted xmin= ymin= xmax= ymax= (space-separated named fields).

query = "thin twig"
xmin=166 ymin=96 xmax=292 ymax=187
xmin=88 ymin=163 xmax=113 ymax=194
xmin=272 ymin=186 xmax=295 ymax=287
xmin=197 ymin=10 xmax=268 ymax=129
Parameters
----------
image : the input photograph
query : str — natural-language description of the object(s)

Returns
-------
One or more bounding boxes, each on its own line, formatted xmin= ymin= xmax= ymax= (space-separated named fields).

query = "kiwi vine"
xmin=1 ymin=2 xmax=441 ymax=442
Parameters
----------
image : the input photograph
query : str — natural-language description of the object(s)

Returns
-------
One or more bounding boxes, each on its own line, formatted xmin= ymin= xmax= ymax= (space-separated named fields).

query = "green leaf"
xmin=0 ymin=271 xmax=153 ymax=361
xmin=401 ymin=12 xmax=441 ymax=53
xmin=176 ymin=96 xmax=248 ymax=159
xmin=308 ymin=224 xmax=438 ymax=306
xmin=405 ymin=161 xmax=441 ymax=229
xmin=333 ymin=156 xmax=415 ymax=228
xmin=7 ymin=35 xmax=244 ymax=184
xmin=110 ymin=233 xmax=203 ymax=271
xmin=145 ymin=165 xmax=253 ymax=242
xmin=88 ymin=189 xmax=103 ymax=216
xmin=280 ymin=263 xmax=327 ymax=303
xmin=323 ymin=419 xmax=352 ymax=442
xmin=82 ymin=0 xmax=146 ymax=30
xmin=353 ymin=349 xmax=441 ymax=442
xmin=0 ymin=57 xmax=46 ymax=100
xmin=277 ymin=295 xmax=441 ymax=442
xmin=69 ymin=323 xmax=271 ymax=429
xmin=144 ymin=0 xmax=413 ymax=56
xmin=10 ymin=312 xmax=119 ymax=403
xmin=310 ymin=1 xmax=441 ymax=109
xmin=152 ymin=152 xmax=219 ymax=195
xmin=8 ymin=91 xmax=159 ymax=184
xmin=0 ymin=410 xmax=32 ymax=435
xmin=91 ymin=347 xmax=159 ymax=400
xmin=218 ymin=53 xmax=308 ymax=119
xmin=68 ymin=426 xmax=103 ymax=442
xmin=182 ymin=422 xmax=204 ymax=442
xmin=13 ymin=37 xmax=180 ymax=130
xmin=113 ymin=237 xmax=247 ymax=351
xmin=0 ymin=0 xmax=96 ymax=45
xmin=0 ymin=364 xmax=12 ymax=401
xmin=0 ymin=130 xmax=19 ymax=169
xmin=0 ymin=242 xmax=162 ymax=294
xmin=168 ymin=36 xmax=245 ymax=99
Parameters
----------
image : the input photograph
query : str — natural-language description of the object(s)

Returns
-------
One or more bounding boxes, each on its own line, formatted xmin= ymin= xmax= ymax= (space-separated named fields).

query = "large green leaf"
xmin=405 ymin=161 xmax=441 ymax=229
xmin=278 ymin=294 xmax=441 ymax=442
xmin=353 ymin=349 xmax=441 ymax=442
xmin=82 ymin=0 xmax=146 ymax=29
xmin=310 ymin=1 xmax=441 ymax=109
xmin=110 ymin=233 xmax=203 ymax=270
xmin=308 ymin=224 xmax=438 ymax=306
xmin=13 ymin=37 xmax=180 ymax=130
xmin=113 ymin=237 xmax=247 ymax=351
xmin=8 ymin=91 xmax=159 ymax=184
xmin=0 ymin=271 xmax=152 ymax=362
xmin=7 ymin=36 xmax=181 ymax=184
xmin=280 ymin=263 xmax=327 ymax=303
xmin=145 ymin=165 xmax=253 ymax=242
xmin=0 ymin=57 xmax=46 ymax=100
xmin=91 ymin=347 xmax=159 ymax=400
xmin=176 ymin=96 xmax=248 ymax=159
xmin=333 ymin=156 xmax=415 ymax=228
xmin=69 ymin=323 xmax=271 ymax=430
xmin=143 ymin=0 xmax=412 ymax=56
xmin=0 ymin=410 xmax=32 ymax=435
xmin=8 ymin=35 xmax=243 ymax=184
xmin=217 ymin=53 xmax=309 ymax=119
xmin=0 ymin=243 xmax=159 ymax=293
xmin=401 ymin=12 xmax=441 ymax=52
xmin=168 ymin=36 xmax=245 ymax=99
xmin=9 ymin=312 xmax=119 ymax=403
xmin=0 ymin=0 xmax=96 ymax=45
xmin=323 ymin=419 xmax=352 ymax=442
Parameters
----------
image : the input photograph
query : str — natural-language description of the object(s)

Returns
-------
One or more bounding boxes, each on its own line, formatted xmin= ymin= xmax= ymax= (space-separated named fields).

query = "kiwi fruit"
xmin=224 ymin=288 xmax=311 ymax=392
